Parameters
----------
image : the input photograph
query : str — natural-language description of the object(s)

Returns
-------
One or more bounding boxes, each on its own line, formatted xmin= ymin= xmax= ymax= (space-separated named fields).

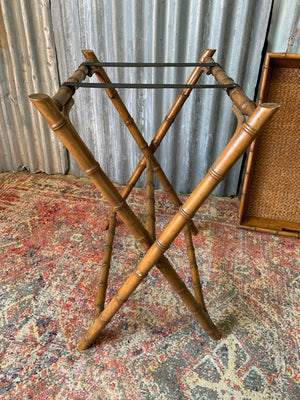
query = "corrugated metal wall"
xmin=268 ymin=0 xmax=300 ymax=53
xmin=0 ymin=0 xmax=298 ymax=195
xmin=0 ymin=0 xmax=67 ymax=175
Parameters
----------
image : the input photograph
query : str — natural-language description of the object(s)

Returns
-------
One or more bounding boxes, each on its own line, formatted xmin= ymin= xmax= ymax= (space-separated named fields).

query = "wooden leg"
xmin=184 ymin=224 xmax=207 ymax=310
xmin=94 ymin=212 xmax=116 ymax=319
xmin=146 ymin=159 xmax=156 ymax=241
xmin=155 ymin=256 xmax=220 ymax=339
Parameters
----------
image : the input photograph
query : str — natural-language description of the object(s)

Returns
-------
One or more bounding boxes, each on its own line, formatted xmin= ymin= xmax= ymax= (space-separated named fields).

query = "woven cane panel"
xmin=246 ymin=66 xmax=300 ymax=224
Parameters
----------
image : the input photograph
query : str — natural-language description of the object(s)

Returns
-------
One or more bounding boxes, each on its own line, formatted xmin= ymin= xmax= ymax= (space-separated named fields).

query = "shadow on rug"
xmin=0 ymin=172 xmax=299 ymax=399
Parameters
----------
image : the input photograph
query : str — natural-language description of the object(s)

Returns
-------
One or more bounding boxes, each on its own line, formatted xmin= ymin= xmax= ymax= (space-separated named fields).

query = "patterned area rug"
xmin=0 ymin=172 xmax=299 ymax=399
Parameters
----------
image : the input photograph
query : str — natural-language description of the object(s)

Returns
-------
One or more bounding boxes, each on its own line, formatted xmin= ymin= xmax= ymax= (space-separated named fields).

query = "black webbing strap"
xmin=79 ymin=61 xmax=220 ymax=68
xmin=61 ymin=82 xmax=240 ymax=90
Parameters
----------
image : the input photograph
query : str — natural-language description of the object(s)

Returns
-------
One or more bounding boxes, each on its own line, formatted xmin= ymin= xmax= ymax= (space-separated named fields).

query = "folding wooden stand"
xmin=29 ymin=49 xmax=279 ymax=350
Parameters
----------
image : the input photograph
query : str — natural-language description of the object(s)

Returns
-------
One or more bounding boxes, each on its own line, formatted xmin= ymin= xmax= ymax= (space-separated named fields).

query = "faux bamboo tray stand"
xmin=29 ymin=49 xmax=279 ymax=350
xmin=238 ymin=53 xmax=300 ymax=238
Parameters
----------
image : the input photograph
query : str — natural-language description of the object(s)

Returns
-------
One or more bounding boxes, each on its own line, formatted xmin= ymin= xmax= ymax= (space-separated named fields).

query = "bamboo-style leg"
xmin=155 ymin=256 xmax=215 ymax=335
xmin=146 ymin=158 xmax=155 ymax=241
xmin=29 ymin=93 xmax=224 ymax=349
xmin=95 ymin=48 xmax=216 ymax=232
xmin=94 ymin=212 xmax=116 ymax=319
xmin=75 ymin=103 xmax=279 ymax=349
xmin=184 ymin=223 xmax=207 ymax=310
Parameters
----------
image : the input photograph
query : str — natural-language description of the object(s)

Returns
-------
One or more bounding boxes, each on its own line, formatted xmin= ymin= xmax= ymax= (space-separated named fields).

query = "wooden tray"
xmin=238 ymin=53 xmax=300 ymax=237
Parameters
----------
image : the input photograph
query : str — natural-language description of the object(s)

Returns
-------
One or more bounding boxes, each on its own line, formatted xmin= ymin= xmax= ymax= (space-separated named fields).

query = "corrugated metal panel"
xmin=0 ymin=0 xmax=67 ymax=174
xmin=1 ymin=0 xmax=276 ymax=196
xmin=267 ymin=0 xmax=300 ymax=53
xmin=51 ymin=0 xmax=272 ymax=195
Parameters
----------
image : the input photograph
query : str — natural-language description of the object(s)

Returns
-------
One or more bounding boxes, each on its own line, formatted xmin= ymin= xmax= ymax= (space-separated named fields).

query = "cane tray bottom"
xmin=239 ymin=54 xmax=300 ymax=237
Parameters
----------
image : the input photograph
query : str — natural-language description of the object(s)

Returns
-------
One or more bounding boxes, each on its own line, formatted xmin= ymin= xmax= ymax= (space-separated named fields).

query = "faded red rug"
xmin=0 ymin=172 xmax=299 ymax=399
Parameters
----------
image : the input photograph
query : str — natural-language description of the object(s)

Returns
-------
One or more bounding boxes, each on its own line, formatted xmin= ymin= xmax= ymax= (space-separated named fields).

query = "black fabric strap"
xmin=79 ymin=61 xmax=221 ymax=68
xmin=60 ymin=81 xmax=240 ymax=90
